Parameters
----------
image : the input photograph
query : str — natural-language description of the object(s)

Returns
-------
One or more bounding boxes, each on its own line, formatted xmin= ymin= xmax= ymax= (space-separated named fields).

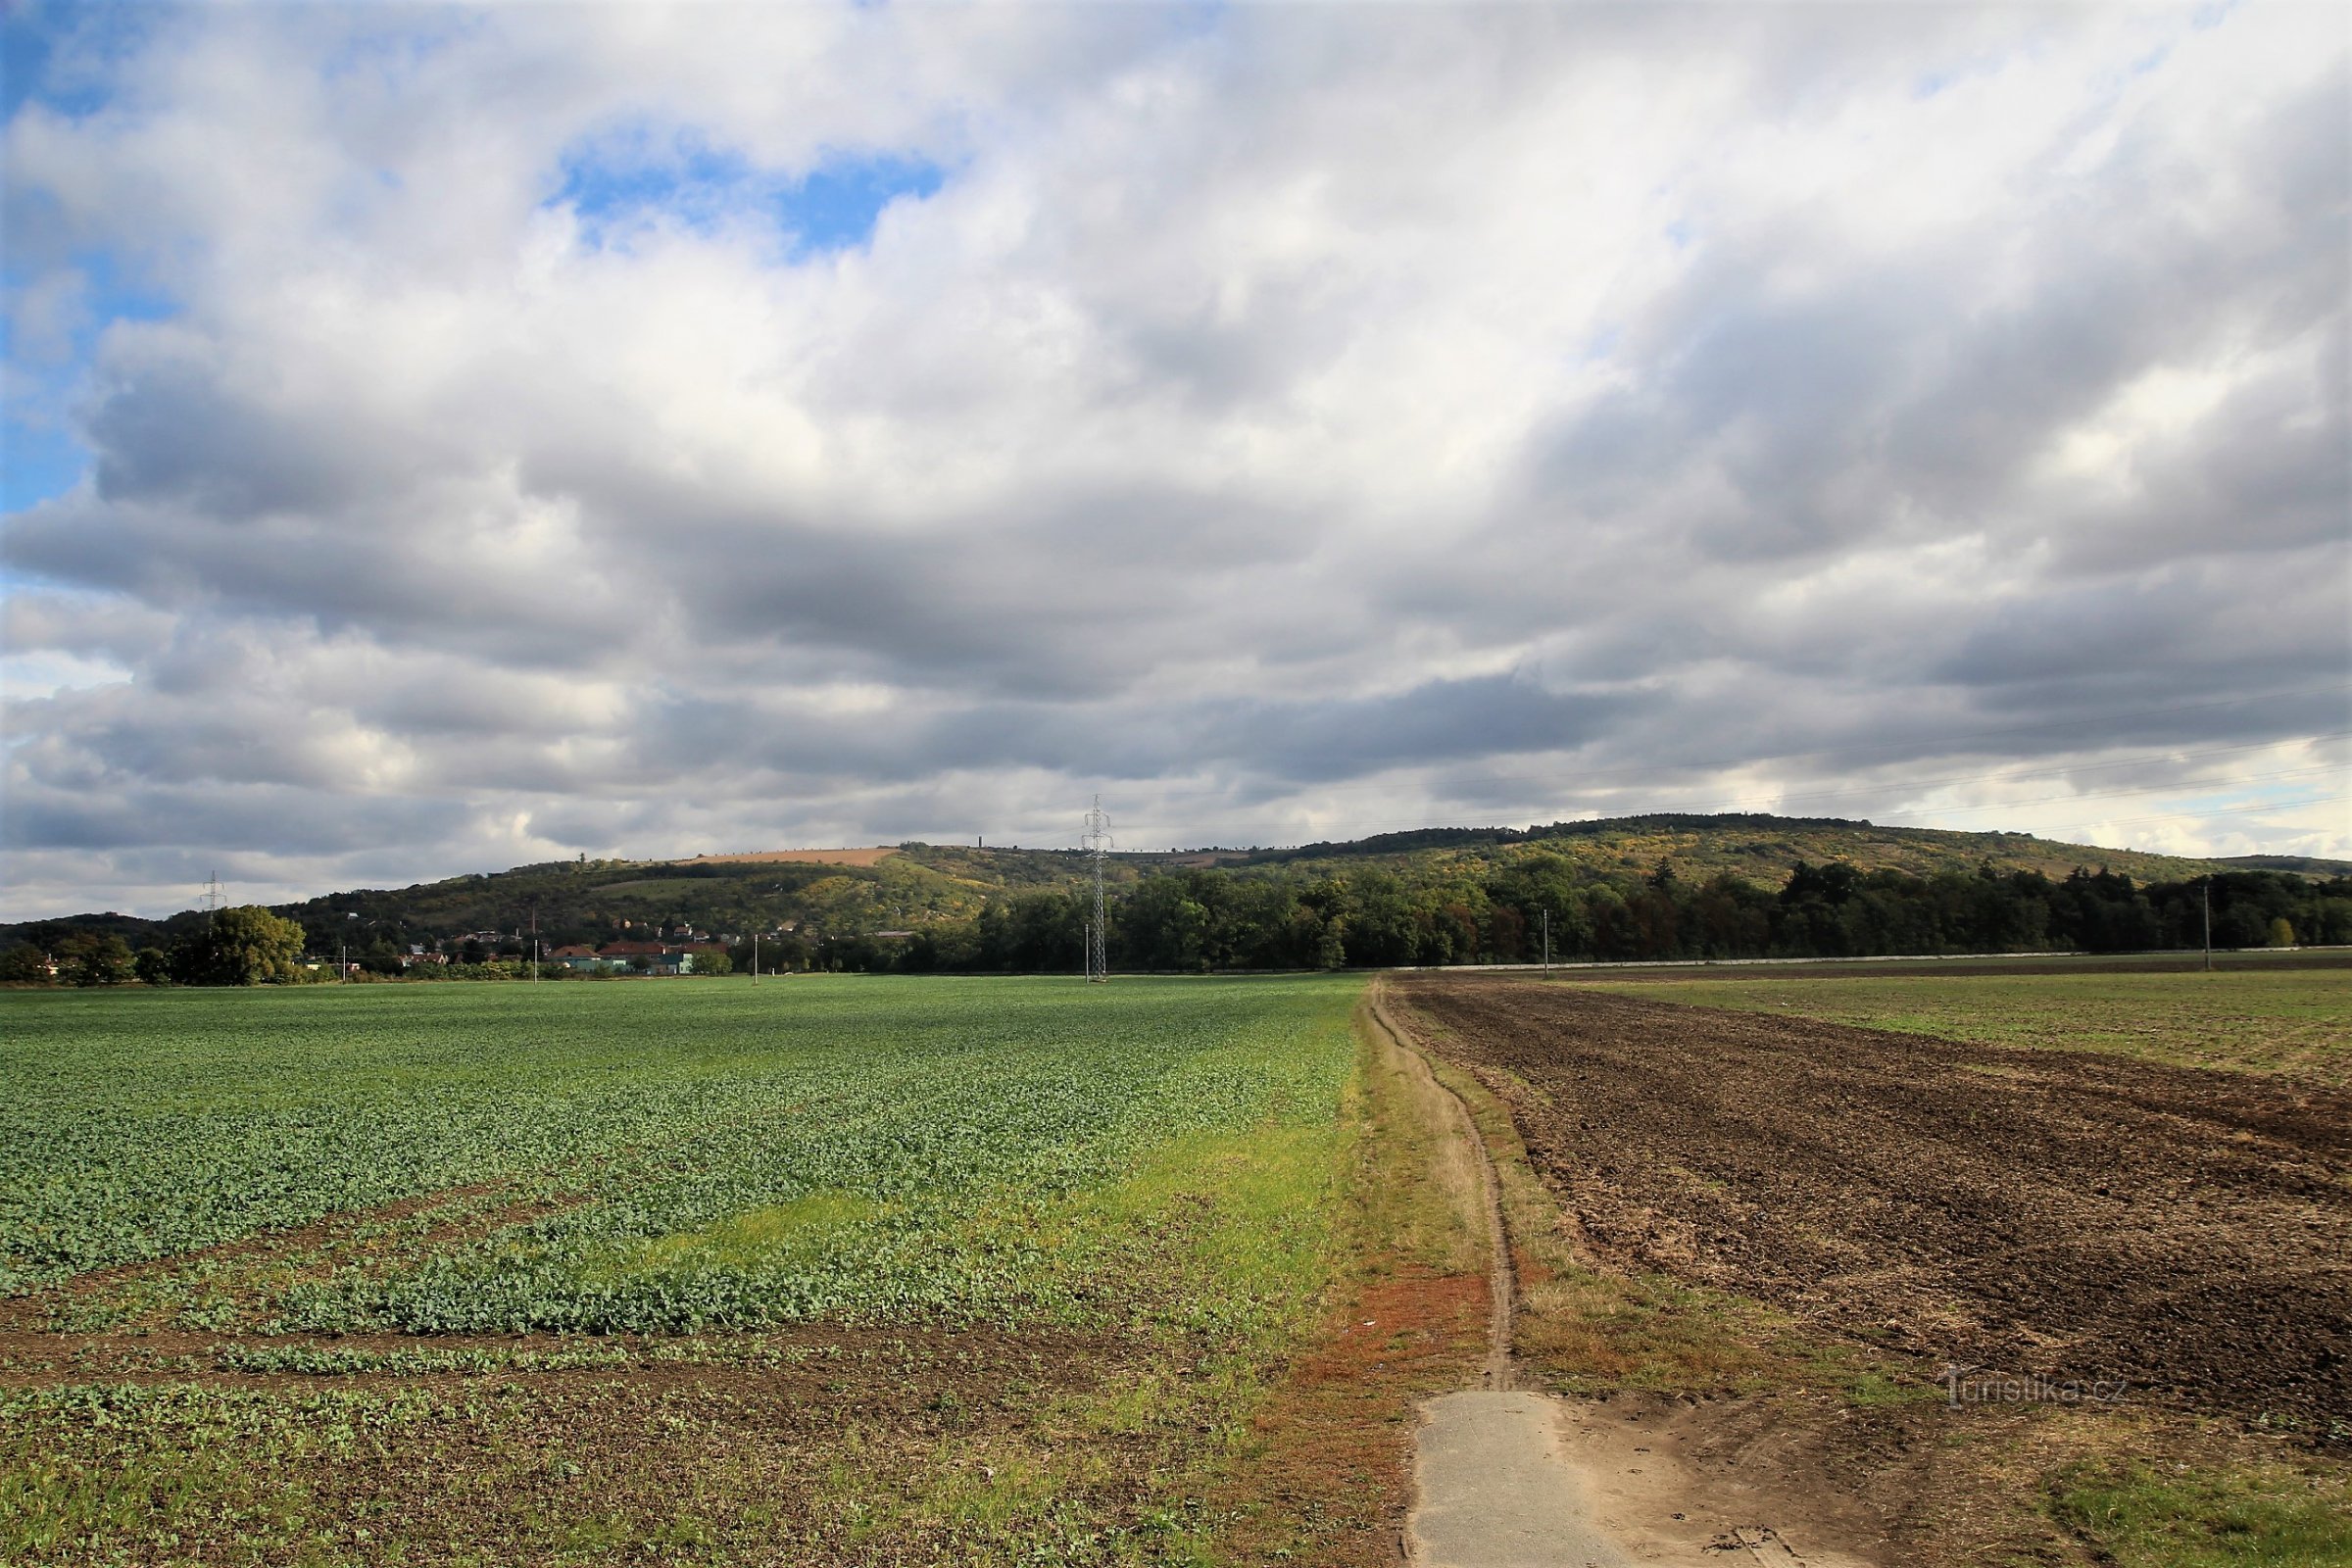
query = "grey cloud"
xmin=0 ymin=589 xmax=174 ymax=660
xmin=3 ymin=2 xmax=2347 ymax=916
xmin=1933 ymin=557 xmax=2349 ymax=694
xmin=0 ymin=775 xmax=457 ymax=857
xmin=88 ymin=355 xmax=396 ymax=517
xmin=2047 ymin=345 xmax=2349 ymax=572
xmin=4 ymin=483 xmax=647 ymax=672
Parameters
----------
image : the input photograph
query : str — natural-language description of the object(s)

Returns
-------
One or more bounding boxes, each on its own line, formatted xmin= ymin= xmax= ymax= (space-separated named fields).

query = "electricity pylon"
xmin=1082 ymin=796 xmax=1112 ymax=982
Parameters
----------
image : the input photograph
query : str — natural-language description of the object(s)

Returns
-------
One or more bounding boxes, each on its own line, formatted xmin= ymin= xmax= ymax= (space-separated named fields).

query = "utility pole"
xmin=753 ymin=932 xmax=760 ymax=985
xmin=2203 ymin=880 xmax=2212 ymax=972
xmin=530 ymin=903 xmax=539 ymax=983
xmin=1543 ymin=907 xmax=1550 ymax=979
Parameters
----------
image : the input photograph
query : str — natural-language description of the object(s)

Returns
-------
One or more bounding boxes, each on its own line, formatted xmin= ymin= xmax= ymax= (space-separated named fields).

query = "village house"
xmin=592 ymin=939 xmax=719 ymax=975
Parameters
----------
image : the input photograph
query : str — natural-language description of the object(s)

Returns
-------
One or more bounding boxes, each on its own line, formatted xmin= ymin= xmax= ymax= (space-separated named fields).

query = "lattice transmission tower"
xmin=1082 ymin=795 xmax=1113 ymax=983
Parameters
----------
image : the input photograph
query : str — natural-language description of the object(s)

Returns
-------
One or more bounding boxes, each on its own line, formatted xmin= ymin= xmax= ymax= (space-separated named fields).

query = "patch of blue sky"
xmin=0 ymin=10 xmax=58 ymax=121
xmin=1 ymin=418 xmax=89 ymax=512
xmin=2 ymin=0 xmax=164 ymax=122
xmin=787 ymin=156 xmax=945 ymax=252
xmin=3 ymin=253 xmax=176 ymax=511
xmin=551 ymin=128 xmax=945 ymax=258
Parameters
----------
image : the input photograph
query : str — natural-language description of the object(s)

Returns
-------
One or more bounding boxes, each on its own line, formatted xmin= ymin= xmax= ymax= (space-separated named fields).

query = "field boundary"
xmin=1368 ymin=987 xmax=1514 ymax=1394
xmin=1390 ymin=944 xmax=2351 ymax=973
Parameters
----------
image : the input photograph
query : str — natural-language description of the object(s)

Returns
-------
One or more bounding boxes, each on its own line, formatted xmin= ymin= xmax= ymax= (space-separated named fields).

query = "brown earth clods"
xmin=3 ymin=1325 xmax=1163 ymax=1567
xmin=1395 ymin=977 xmax=2352 ymax=1442
xmin=1554 ymin=950 xmax=2352 ymax=979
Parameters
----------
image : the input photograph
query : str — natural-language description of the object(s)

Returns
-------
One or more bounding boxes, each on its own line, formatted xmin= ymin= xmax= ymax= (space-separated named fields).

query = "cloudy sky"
xmin=2 ymin=1 xmax=2347 ymax=920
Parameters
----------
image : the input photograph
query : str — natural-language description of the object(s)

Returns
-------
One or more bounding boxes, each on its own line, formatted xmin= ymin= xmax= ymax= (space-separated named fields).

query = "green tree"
xmin=692 ymin=948 xmax=734 ymax=975
xmin=0 ymin=946 xmax=54 ymax=984
xmin=174 ymin=906 xmax=308 ymax=986
xmin=134 ymin=947 xmax=172 ymax=986
xmin=56 ymin=931 xmax=135 ymax=986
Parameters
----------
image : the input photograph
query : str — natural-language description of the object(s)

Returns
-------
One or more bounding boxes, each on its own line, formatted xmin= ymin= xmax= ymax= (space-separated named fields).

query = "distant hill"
xmin=1234 ymin=813 xmax=2238 ymax=885
xmin=2217 ymin=853 xmax=2352 ymax=876
xmin=5 ymin=812 xmax=2302 ymax=957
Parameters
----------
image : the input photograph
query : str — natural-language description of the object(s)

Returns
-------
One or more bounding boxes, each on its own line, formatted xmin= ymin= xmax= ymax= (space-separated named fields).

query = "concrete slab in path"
xmin=1408 ymin=1391 xmax=1633 ymax=1568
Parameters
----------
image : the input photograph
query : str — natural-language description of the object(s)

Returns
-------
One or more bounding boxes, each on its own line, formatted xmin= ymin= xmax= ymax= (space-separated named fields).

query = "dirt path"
xmin=1371 ymin=998 xmax=1515 ymax=1394
xmin=1376 ymin=990 xmax=1886 ymax=1567
xmin=1376 ymin=991 xmax=1602 ymax=1567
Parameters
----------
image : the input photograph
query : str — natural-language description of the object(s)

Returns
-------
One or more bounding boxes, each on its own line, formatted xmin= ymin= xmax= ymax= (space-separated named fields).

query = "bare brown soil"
xmin=678 ymin=847 xmax=900 ymax=866
xmin=1544 ymin=948 xmax=2352 ymax=979
xmin=2 ymin=1326 xmax=1154 ymax=1566
xmin=1211 ymin=1268 xmax=1488 ymax=1565
xmin=1395 ymin=977 xmax=2352 ymax=1443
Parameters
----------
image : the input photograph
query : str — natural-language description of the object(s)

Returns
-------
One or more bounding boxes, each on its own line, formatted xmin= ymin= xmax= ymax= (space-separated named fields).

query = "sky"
xmin=2 ymin=0 xmax=2347 ymax=921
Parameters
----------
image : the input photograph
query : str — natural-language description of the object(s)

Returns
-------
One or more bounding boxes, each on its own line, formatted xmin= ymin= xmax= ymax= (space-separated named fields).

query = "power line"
xmin=1718 ymin=734 xmax=2350 ymax=808
xmin=1650 ymin=761 xmax=2347 ymax=824
xmin=1113 ymin=680 xmax=2352 ymax=807
xmin=1113 ymin=761 xmax=2351 ymax=849
xmin=1255 ymin=763 xmax=2338 ymax=843
xmin=2038 ymin=792 xmax=2351 ymax=838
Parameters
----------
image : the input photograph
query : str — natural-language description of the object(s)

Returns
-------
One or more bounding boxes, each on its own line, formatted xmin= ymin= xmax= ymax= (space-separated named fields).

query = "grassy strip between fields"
xmin=1198 ymin=998 xmax=1490 ymax=1565
xmin=1385 ymin=985 xmax=2352 ymax=1568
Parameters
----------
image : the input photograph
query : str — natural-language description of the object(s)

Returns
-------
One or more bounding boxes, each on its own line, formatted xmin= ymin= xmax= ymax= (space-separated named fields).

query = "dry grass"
xmin=673 ymin=848 xmax=900 ymax=866
xmin=1203 ymin=997 xmax=1492 ymax=1566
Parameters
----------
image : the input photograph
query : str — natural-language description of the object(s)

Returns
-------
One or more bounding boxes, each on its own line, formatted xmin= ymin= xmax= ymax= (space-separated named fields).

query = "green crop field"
xmin=0 ymin=975 xmax=1404 ymax=1565
xmin=1569 ymin=962 xmax=2350 ymax=1084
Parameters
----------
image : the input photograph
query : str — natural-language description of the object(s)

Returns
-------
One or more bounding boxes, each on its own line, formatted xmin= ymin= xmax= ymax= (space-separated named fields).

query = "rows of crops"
xmin=2 ymin=977 xmax=1362 ymax=1333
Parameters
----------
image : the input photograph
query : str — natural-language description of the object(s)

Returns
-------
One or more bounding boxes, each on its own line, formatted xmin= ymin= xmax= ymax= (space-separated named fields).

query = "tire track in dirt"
xmin=1371 ymin=989 xmax=1515 ymax=1393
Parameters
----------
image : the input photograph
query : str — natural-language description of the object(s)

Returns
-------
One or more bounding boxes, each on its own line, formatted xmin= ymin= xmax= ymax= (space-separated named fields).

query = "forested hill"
xmin=8 ymin=813 xmax=2346 ymax=975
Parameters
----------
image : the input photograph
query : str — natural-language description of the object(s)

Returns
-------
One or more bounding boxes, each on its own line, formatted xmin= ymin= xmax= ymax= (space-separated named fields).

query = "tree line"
xmin=872 ymin=861 xmax=2350 ymax=973
xmin=7 ymin=864 xmax=2345 ymax=985
xmin=2 ymin=906 xmax=312 ymax=987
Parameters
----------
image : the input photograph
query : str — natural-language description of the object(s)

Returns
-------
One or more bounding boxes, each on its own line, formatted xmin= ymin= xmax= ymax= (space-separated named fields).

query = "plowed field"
xmin=1394 ymin=977 xmax=2352 ymax=1439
